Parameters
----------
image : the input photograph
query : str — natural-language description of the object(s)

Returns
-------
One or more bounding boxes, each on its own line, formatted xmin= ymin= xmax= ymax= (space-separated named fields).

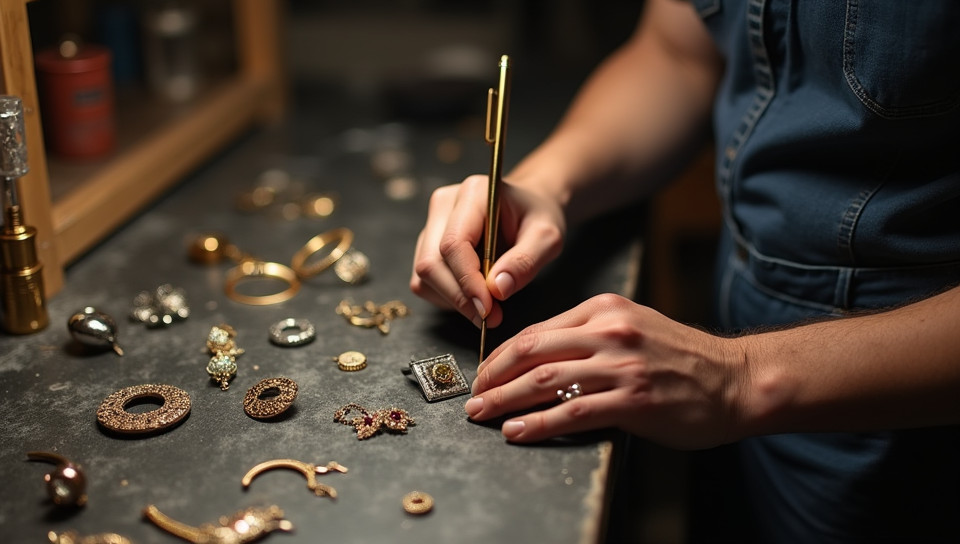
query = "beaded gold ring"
xmin=402 ymin=491 xmax=434 ymax=515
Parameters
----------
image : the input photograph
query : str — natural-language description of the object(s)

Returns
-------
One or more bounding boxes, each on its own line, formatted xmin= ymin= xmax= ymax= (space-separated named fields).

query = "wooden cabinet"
xmin=0 ymin=0 xmax=285 ymax=295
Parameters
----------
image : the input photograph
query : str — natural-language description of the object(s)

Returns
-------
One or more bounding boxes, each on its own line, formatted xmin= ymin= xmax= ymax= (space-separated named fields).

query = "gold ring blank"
xmin=96 ymin=384 xmax=191 ymax=435
xmin=224 ymin=260 xmax=301 ymax=305
xmin=241 ymin=459 xmax=347 ymax=498
xmin=27 ymin=451 xmax=87 ymax=507
xmin=402 ymin=491 xmax=434 ymax=515
xmin=290 ymin=227 xmax=354 ymax=278
xmin=244 ymin=377 xmax=298 ymax=419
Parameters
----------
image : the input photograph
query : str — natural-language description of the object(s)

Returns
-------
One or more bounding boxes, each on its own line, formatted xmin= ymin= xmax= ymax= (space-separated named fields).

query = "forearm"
xmin=507 ymin=0 xmax=723 ymax=226
xmin=733 ymin=285 xmax=960 ymax=438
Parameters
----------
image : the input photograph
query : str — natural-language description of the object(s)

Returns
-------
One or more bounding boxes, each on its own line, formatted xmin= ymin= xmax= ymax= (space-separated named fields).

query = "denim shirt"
xmin=694 ymin=0 xmax=960 ymax=310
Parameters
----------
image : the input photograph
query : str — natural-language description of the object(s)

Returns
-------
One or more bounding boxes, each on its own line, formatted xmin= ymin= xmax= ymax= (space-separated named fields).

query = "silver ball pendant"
xmin=67 ymin=306 xmax=124 ymax=356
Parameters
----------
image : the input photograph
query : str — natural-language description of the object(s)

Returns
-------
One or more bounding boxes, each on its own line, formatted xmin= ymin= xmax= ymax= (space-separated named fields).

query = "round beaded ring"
xmin=268 ymin=318 xmax=316 ymax=347
xmin=244 ymin=377 xmax=299 ymax=420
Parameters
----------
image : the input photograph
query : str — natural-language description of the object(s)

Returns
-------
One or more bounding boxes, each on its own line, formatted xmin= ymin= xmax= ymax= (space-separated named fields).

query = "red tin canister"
xmin=35 ymin=44 xmax=116 ymax=159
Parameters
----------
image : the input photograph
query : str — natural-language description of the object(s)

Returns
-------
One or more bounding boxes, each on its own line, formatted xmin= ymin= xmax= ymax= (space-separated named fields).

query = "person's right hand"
xmin=410 ymin=173 xmax=567 ymax=328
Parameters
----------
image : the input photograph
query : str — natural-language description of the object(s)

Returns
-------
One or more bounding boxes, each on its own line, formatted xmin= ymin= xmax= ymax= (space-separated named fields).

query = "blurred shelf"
xmin=0 ymin=0 xmax=286 ymax=294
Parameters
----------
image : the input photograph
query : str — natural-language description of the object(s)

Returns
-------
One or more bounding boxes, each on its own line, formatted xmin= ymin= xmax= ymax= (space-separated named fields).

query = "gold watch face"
xmin=335 ymin=350 xmax=367 ymax=371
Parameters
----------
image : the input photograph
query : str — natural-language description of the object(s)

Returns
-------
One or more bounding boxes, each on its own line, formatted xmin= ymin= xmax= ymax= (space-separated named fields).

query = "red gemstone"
xmin=390 ymin=411 xmax=401 ymax=420
xmin=363 ymin=416 xmax=374 ymax=425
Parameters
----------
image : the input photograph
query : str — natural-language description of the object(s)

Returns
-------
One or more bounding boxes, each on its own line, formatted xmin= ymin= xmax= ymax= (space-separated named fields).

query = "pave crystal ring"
xmin=557 ymin=383 xmax=582 ymax=402
xmin=268 ymin=318 xmax=316 ymax=347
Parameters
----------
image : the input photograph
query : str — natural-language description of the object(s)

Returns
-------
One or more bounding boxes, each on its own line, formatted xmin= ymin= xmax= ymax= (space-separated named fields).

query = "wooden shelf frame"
xmin=0 ymin=0 xmax=286 ymax=295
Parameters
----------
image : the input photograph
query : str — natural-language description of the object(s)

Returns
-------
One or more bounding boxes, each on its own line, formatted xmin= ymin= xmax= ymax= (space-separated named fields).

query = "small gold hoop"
xmin=96 ymin=384 xmax=191 ymax=435
xmin=244 ymin=377 xmax=298 ymax=419
xmin=402 ymin=491 xmax=434 ymax=515
xmin=224 ymin=260 xmax=300 ymax=305
xmin=290 ymin=228 xmax=354 ymax=278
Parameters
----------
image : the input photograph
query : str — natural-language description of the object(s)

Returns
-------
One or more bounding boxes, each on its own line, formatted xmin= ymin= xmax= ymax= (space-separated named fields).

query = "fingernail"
xmin=464 ymin=397 xmax=483 ymax=417
xmin=471 ymin=315 xmax=482 ymax=329
xmin=495 ymin=272 xmax=515 ymax=299
xmin=470 ymin=377 xmax=478 ymax=394
xmin=502 ymin=420 xmax=525 ymax=439
xmin=472 ymin=297 xmax=486 ymax=318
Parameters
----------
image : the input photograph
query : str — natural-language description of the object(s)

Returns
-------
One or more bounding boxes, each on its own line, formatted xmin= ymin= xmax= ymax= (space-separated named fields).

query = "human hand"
xmin=465 ymin=293 xmax=746 ymax=450
xmin=410 ymin=174 xmax=566 ymax=327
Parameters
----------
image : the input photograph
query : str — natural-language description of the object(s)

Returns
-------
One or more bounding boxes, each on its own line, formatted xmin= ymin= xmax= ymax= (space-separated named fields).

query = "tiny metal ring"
xmin=268 ymin=318 xmax=316 ymax=347
xmin=290 ymin=227 xmax=354 ymax=278
xmin=26 ymin=451 xmax=87 ymax=507
xmin=402 ymin=491 xmax=434 ymax=515
xmin=224 ymin=260 xmax=301 ymax=305
xmin=243 ymin=377 xmax=298 ymax=419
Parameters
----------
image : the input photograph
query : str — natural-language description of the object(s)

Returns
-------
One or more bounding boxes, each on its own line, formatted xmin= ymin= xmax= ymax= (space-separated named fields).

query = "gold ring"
xmin=244 ymin=377 xmax=298 ymax=419
xmin=290 ymin=228 xmax=354 ymax=278
xmin=402 ymin=491 xmax=434 ymax=515
xmin=224 ymin=260 xmax=300 ymax=305
xmin=96 ymin=384 xmax=191 ymax=435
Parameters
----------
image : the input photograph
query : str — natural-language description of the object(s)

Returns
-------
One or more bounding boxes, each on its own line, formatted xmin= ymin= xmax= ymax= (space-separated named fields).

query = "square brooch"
xmin=408 ymin=354 xmax=470 ymax=402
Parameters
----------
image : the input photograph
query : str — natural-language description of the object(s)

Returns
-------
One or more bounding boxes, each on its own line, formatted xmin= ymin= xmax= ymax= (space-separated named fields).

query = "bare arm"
xmin=508 ymin=0 xmax=724 ymax=226
xmin=735 ymin=284 xmax=960 ymax=438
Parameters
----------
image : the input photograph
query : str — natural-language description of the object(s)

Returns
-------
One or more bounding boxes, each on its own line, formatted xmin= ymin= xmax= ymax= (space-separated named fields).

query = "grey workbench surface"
xmin=0 ymin=82 xmax=643 ymax=544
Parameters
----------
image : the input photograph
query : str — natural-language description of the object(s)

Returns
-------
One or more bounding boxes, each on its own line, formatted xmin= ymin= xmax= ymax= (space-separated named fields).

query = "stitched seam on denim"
xmin=737 ymin=257 xmax=839 ymax=313
xmin=842 ymin=0 xmax=960 ymax=120
xmin=719 ymin=0 xmax=775 ymax=247
xmin=837 ymin=182 xmax=883 ymax=265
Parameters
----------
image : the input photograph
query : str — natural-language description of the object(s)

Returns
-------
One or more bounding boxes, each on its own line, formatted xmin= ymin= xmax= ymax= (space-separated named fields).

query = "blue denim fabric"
xmin=691 ymin=0 xmax=960 ymax=541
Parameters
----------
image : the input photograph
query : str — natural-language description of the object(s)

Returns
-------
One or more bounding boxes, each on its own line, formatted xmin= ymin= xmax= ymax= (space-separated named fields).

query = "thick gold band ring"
xmin=290 ymin=228 xmax=354 ymax=278
xmin=224 ymin=260 xmax=301 ymax=305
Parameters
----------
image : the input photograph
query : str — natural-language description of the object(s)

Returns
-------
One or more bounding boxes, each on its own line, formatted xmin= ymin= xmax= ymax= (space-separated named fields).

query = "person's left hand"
xmin=465 ymin=293 xmax=746 ymax=450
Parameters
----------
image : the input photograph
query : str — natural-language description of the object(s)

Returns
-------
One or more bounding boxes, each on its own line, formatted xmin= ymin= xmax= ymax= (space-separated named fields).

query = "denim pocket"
xmin=843 ymin=0 xmax=960 ymax=119
xmin=690 ymin=0 xmax=721 ymax=18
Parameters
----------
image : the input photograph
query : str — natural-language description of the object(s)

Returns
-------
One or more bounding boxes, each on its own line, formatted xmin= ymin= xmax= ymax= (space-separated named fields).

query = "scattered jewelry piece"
xmin=241 ymin=458 xmax=348 ymax=499
xmin=291 ymin=227 xmax=354 ymax=278
xmin=143 ymin=504 xmax=293 ymax=543
xmin=26 ymin=451 xmax=87 ymax=507
xmin=96 ymin=384 xmax=191 ymax=435
xmin=206 ymin=324 xmax=243 ymax=390
xmin=333 ymin=247 xmax=369 ymax=284
xmin=130 ymin=284 xmax=189 ymax=328
xmin=244 ymin=377 xmax=298 ymax=419
xmin=332 ymin=350 xmax=367 ymax=372
xmin=404 ymin=353 xmax=469 ymax=402
xmin=47 ymin=530 xmax=132 ymax=544
xmin=402 ymin=491 xmax=434 ymax=515
xmin=224 ymin=260 xmax=301 ymax=306
xmin=557 ymin=383 xmax=582 ymax=402
xmin=334 ymin=403 xmax=414 ymax=440
xmin=335 ymin=299 xmax=409 ymax=334
xmin=268 ymin=318 xmax=315 ymax=347
xmin=187 ymin=232 xmax=252 ymax=265
xmin=67 ymin=307 xmax=124 ymax=356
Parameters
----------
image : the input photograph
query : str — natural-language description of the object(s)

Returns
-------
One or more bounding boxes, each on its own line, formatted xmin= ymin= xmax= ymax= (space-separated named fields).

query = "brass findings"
xmin=332 ymin=350 xmax=367 ymax=372
xmin=335 ymin=299 xmax=409 ymax=334
xmin=332 ymin=248 xmax=369 ymax=284
xmin=291 ymin=227 xmax=354 ymax=278
xmin=187 ymin=233 xmax=250 ymax=265
xmin=224 ymin=260 xmax=301 ymax=306
xmin=96 ymin=384 xmax=191 ymax=435
xmin=333 ymin=403 xmax=415 ymax=440
xmin=244 ymin=377 xmax=298 ymax=419
xmin=407 ymin=354 xmax=470 ymax=402
xmin=143 ymin=504 xmax=293 ymax=543
xmin=402 ymin=491 xmax=434 ymax=515
xmin=268 ymin=318 xmax=315 ymax=347
xmin=241 ymin=458 xmax=348 ymax=499
xmin=206 ymin=325 xmax=243 ymax=390
xmin=47 ymin=531 xmax=132 ymax=544
xmin=26 ymin=451 xmax=87 ymax=507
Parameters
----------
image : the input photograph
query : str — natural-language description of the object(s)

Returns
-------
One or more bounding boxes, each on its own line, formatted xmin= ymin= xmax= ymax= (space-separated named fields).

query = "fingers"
xmin=411 ymin=177 xmax=501 ymax=326
xmin=498 ymin=391 xmax=627 ymax=443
